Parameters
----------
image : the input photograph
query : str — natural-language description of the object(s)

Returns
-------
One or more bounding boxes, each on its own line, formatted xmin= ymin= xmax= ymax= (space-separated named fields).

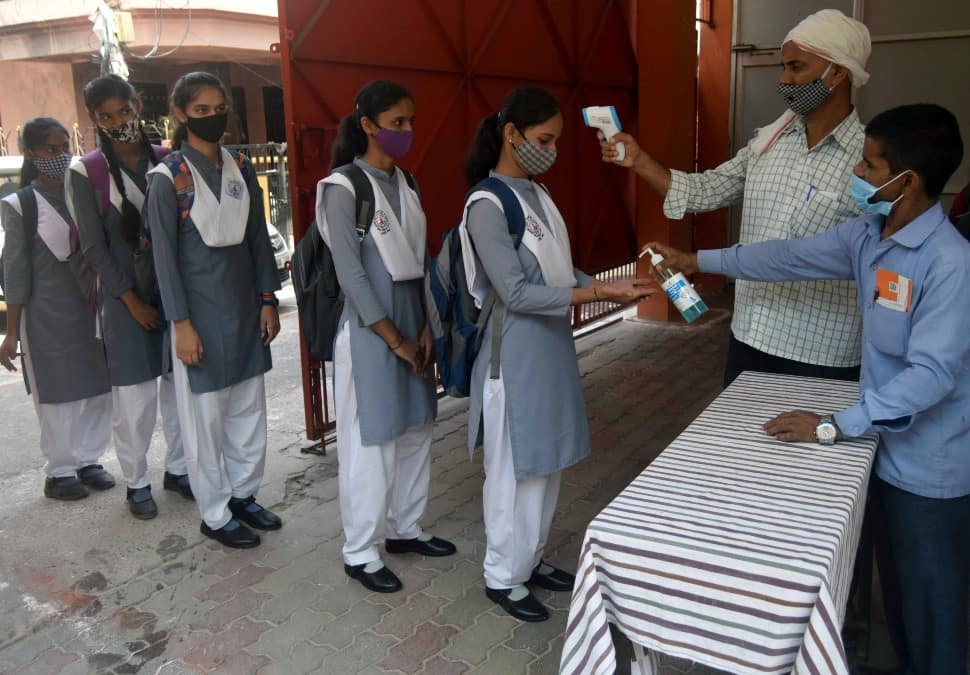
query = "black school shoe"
xmin=385 ymin=536 xmax=456 ymax=557
xmin=44 ymin=476 xmax=89 ymax=501
xmin=77 ymin=464 xmax=116 ymax=490
xmin=486 ymin=587 xmax=549 ymax=622
xmin=201 ymin=520 xmax=261 ymax=549
xmin=344 ymin=563 xmax=402 ymax=593
xmin=126 ymin=487 xmax=158 ymax=520
xmin=228 ymin=496 xmax=282 ymax=530
xmin=163 ymin=472 xmax=194 ymax=500
xmin=528 ymin=561 xmax=576 ymax=592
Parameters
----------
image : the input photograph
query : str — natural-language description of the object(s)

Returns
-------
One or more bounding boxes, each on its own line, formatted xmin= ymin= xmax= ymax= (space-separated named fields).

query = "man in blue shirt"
xmin=653 ymin=104 xmax=967 ymax=675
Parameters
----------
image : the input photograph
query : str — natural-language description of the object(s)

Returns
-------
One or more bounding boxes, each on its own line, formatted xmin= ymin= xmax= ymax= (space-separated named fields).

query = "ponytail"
xmin=330 ymin=80 xmax=412 ymax=171
xmin=330 ymin=114 xmax=368 ymax=169
xmin=464 ymin=113 xmax=502 ymax=187
xmin=96 ymin=127 xmax=142 ymax=245
xmin=172 ymin=123 xmax=187 ymax=150
xmin=464 ymin=87 xmax=561 ymax=187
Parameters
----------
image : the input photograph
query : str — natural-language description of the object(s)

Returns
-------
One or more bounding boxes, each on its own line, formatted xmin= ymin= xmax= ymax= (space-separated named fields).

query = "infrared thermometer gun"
xmin=582 ymin=105 xmax=625 ymax=162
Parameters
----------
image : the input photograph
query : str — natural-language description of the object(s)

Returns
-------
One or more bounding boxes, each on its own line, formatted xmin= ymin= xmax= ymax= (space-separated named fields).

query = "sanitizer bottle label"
xmin=662 ymin=274 xmax=700 ymax=313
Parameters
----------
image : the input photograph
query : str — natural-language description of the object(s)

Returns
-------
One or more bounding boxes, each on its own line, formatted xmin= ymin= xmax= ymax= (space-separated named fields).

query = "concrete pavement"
xmin=0 ymin=296 xmax=870 ymax=674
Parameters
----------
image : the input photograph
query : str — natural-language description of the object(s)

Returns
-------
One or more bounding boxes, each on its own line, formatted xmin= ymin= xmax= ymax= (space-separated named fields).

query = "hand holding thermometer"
xmin=582 ymin=105 xmax=625 ymax=162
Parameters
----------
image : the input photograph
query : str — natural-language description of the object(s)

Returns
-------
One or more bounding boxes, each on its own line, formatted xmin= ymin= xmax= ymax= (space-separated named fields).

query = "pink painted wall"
xmin=0 ymin=61 xmax=79 ymax=154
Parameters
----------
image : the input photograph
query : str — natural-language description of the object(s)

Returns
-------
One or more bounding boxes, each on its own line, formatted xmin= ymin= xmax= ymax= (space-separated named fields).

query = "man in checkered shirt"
xmin=602 ymin=9 xmax=872 ymax=387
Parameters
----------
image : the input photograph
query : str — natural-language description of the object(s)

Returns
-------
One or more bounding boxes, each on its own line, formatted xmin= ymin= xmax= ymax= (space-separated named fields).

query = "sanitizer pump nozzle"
xmin=643 ymin=247 xmax=709 ymax=324
xmin=582 ymin=105 xmax=625 ymax=162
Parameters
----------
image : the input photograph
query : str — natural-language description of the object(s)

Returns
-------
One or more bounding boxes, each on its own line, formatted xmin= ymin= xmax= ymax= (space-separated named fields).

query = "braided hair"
xmin=83 ymin=74 xmax=159 ymax=246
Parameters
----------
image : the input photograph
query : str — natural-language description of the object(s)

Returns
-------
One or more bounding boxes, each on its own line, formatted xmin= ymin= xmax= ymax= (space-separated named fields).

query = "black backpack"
xmin=0 ymin=188 xmax=38 ymax=297
xmin=291 ymin=164 xmax=416 ymax=361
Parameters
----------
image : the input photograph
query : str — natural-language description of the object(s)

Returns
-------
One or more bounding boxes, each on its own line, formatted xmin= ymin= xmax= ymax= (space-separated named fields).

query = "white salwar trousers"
xmin=333 ymin=322 xmax=432 ymax=567
xmin=170 ymin=334 xmax=267 ymax=529
xmin=481 ymin=372 xmax=561 ymax=590
xmin=112 ymin=373 xmax=186 ymax=489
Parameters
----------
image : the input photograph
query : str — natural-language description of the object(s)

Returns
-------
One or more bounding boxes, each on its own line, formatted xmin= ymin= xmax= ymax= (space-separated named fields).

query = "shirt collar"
xmin=786 ymin=108 xmax=861 ymax=151
xmin=864 ymin=202 xmax=947 ymax=248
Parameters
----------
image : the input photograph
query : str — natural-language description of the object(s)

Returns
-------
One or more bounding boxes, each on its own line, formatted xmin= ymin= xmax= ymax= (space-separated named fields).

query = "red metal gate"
xmin=274 ymin=0 xmax=686 ymax=440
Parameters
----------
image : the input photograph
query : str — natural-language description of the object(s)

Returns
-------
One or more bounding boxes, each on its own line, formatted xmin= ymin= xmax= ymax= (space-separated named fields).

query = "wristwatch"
xmin=815 ymin=415 xmax=839 ymax=445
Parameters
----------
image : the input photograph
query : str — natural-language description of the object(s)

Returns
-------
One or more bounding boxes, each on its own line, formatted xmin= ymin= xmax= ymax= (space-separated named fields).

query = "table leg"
xmin=631 ymin=643 xmax=660 ymax=675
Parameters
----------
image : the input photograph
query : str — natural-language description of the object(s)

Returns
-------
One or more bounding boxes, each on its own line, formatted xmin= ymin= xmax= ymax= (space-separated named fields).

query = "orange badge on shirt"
xmin=875 ymin=268 xmax=912 ymax=312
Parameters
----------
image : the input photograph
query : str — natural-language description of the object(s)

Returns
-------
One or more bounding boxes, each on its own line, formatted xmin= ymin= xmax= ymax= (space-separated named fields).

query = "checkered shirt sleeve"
xmin=667 ymin=114 xmax=867 ymax=367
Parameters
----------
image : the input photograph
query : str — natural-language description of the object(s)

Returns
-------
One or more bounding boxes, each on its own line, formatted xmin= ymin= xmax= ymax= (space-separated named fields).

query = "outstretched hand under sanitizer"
xmin=640 ymin=246 xmax=709 ymax=324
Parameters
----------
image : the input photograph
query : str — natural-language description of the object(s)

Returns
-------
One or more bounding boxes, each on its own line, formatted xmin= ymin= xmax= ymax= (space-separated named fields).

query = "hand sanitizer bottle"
xmin=644 ymin=247 xmax=708 ymax=324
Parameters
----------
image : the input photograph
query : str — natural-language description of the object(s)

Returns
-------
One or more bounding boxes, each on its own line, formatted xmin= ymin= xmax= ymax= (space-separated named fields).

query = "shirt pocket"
xmin=790 ymin=190 xmax=853 ymax=238
xmin=867 ymin=304 xmax=910 ymax=357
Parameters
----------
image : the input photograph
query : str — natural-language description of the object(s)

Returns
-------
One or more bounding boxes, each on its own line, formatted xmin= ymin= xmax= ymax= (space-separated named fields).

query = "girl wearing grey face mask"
xmin=461 ymin=87 xmax=655 ymax=622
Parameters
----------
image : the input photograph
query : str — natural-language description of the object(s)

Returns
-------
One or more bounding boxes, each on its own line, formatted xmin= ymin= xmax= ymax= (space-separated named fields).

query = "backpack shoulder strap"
xmin=150 ymin=144 xmax=171 ymax=163
xmin=400 ymin=168 xmax=417 ymax=193
xmin=16 ymin=187 xmax=38 ymax=241
xmin=334 ymin=164 xmax=375 ymax=240
xmin=227 ymin=149 xmax=254 ymax=184
xmin=474 ymin=177 xmax=526 ymax=249
xmin=79 ymin=149 xmax=110 ymax=216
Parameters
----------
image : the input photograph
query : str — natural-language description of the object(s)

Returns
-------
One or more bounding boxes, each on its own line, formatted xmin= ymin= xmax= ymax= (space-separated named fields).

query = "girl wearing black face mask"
xmin=67 ymin=74 xmax=190 ymax=521
xmin=462 ymin=88 xmax=654 ymax=622
xmin=0 ymin=117 xmax=113 ymax=502
xmin=144 ymin=72 xmax=282 ymax=549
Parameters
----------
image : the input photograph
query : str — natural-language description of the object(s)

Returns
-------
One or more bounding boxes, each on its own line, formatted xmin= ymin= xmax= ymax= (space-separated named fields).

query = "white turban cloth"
xmin=752 ymin=9 xmax=872 ymax=155
xmin=784 ymin=9 xmax=872 ymax=88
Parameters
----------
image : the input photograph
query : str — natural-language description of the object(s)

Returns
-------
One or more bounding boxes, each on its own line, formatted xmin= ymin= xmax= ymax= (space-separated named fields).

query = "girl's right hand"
xmin=126 ymin=295 xmax=160 ymax=331
xmin=174 ymin=320 xmax=203 ymax=366
xmin=391 ymin=338 xmax=423 ymax=374
xmin=0 ymin=335 xmax=19 ymax=372
xmin=600 ymin=279 xmax=656 ymax=304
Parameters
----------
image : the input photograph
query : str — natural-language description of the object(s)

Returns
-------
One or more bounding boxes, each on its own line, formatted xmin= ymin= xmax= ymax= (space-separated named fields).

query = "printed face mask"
xmin=851 ymin=170 xmax=911 ymax=216
xmin=514 ymin=137 xmax=557 ymax=176
xmin=374 ymin=127 xmax=414 ymax=158
xmin=100 ymin=118 xmax=141 ymax=144
xmin=777 ymin=63 xmax=833 ymax=116
xmin=185 ymin=113 xmax=229 ymax=143
xmin=31 ymin=153 xmax=73 ymax=180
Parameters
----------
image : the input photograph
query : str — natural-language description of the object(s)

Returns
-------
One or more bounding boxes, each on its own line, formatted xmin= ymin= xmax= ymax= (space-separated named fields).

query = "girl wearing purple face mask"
xmin=316 ymin=80 xmax=454 ymax=594
xmin=0 ymin=118 xmax=112 ymax=502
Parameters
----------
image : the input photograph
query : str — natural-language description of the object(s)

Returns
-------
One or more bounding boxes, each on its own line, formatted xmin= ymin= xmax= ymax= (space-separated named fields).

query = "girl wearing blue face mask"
xmin=0 ymin=118 xmax=113 ymax=502
xmin=316 ymin=80 xmax=455 ymax=594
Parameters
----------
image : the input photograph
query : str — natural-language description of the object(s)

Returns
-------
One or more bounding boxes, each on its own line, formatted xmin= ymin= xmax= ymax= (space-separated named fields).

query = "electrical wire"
xmin=122 ymin=0 xmax=192 ymax=60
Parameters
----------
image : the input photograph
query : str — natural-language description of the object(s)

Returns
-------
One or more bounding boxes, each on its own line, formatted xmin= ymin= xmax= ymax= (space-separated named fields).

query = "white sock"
xmin=507 ymin=585 xmax=529 ymax=601
xmin=363 ymin=560 xmax=385 ymax=574
xmin=536 ymin=563 xmax=555 ymax=575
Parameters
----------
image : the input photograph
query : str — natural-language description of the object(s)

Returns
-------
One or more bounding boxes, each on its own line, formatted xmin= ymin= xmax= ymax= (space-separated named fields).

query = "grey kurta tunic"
xmin=466 ymin=173 xmax=593 ymax=480
xmin=1 ymin=181 xmax=110 ymax=404
xmin=323 ymin=158 xmax=436 ymax=446
xmin=69 ymin=157 xmax=163 ymax=387
xmin=145 ymin=144 xmax=280 ymax=394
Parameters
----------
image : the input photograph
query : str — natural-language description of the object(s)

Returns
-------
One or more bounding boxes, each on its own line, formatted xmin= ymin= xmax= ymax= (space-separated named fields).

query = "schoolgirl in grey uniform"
xmin=316 ymin=81 xmax=456 ymax=593
xmin=461 ymin=88 xmax=654 ymax=621
xmin=145 ymin=72 xmax=282 ymax=549
xmin=67 ymin=75 xmax=189 ymax=520
xmin=0 ymin=118 xmax=115 ymax=501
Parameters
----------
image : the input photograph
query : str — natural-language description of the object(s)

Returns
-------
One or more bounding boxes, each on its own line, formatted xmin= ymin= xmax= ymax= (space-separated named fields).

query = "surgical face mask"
xmin=185 ymin=113 xmax=229 ymax=143
xmin=777 ymin=63 xmax=833 ymax=116
xmin=31 ymin=153 xmax=73 ymax=180
xmin=851 ymin=170 xmax=911 ymax=216
xmin=100 ymin=117 xmax=142 ymax=144
xmin=374 ymin=127 xmax=414 ymax=158
xmin=514 ymin=137 xmax=557 ymax=176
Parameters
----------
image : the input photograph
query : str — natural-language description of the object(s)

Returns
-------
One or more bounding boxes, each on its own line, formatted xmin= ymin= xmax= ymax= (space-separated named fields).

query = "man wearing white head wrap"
xmin=601 ymin=9 xmax=871 ymax=387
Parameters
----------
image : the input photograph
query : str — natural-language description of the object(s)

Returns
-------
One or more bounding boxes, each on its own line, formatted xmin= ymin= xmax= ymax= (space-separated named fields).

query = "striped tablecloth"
xmin=560 ymin=372 xmax=880 ymax=675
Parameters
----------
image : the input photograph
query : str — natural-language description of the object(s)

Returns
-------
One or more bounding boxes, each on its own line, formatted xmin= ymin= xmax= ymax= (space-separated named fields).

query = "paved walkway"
xmin=0 ymin=308 xmax=756 ymax=674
